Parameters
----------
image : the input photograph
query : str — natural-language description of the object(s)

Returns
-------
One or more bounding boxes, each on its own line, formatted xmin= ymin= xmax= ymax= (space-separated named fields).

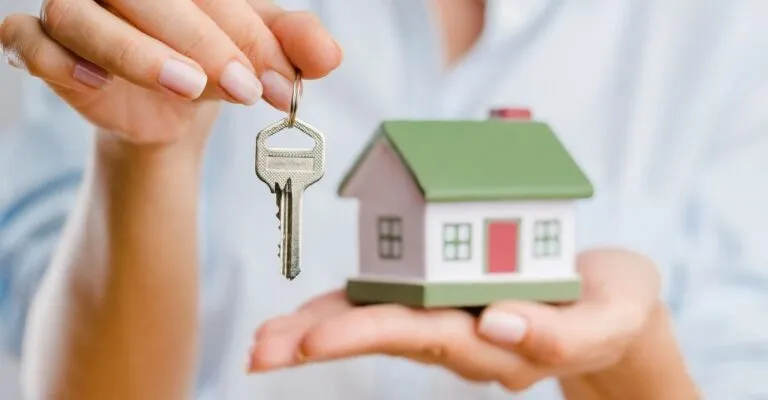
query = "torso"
xmin=191 ymin=0 xmax=768 ymax=398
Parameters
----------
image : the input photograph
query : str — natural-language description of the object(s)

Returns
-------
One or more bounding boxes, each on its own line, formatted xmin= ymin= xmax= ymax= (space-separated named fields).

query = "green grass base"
xmin=346 ymin=278 xmax=581 ymax=308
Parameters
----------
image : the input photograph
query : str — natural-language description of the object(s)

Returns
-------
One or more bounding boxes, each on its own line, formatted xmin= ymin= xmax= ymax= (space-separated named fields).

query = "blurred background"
xmin=0 ymin=1 xmax=93 ymax=397
xmin=0 ymin=1 xmax=28 ymax=133
xmin=1 ymin=0 xmax=33 ymax=396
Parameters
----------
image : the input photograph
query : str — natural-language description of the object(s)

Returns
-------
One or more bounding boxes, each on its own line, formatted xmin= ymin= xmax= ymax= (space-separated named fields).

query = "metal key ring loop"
xmin=287 ymin=70 xmax=302 ymax=127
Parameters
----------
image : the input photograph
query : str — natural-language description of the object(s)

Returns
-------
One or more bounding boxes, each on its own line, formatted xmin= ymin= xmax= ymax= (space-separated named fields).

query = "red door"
xmin=487 ymin=221 xmax=519 ymax=273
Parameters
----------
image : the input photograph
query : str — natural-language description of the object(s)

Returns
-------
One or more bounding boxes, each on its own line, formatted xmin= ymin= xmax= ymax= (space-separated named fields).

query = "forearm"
xmin=21 ymin=133 xmax=203 ymax=399
xmin=559 ymin=303 xmax=700 ymax=400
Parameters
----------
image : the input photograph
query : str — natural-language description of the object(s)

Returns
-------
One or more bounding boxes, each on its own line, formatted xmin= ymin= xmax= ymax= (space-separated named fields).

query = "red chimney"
xmin=489 ymin=107 xmax=532 ymax=120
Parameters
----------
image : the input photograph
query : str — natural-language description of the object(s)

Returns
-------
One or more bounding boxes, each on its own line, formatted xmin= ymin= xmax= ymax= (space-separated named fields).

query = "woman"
xmin=1 ymin=0 xmax=765 ymax=398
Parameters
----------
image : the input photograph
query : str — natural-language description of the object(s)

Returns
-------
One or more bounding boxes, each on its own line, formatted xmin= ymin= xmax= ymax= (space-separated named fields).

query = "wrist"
xmin=94 ymin=129 xmax=205 ymax=173
xmin=90 ymin=130 xmax=205 ymax=215
xmin=574 ymin=301 xmax=700 ymax=399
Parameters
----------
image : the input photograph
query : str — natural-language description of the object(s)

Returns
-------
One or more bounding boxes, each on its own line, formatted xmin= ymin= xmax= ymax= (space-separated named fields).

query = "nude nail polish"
xmin=73 ymin=60 xmax=112 ymax=89
xmin=220 ymin=61 xmax=263 ymax=105
xmin=159 ymin=58 xmax=208 ymax=99
xmin=479 ymin=311 xmax=529 ymax=344
xmin=260 ymin=70 xmax=293 ymax=109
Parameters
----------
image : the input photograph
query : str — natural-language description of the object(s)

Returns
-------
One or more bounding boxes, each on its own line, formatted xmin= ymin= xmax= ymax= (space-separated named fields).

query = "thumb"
xmin=477 ymin=299 xmax=641 ymax=369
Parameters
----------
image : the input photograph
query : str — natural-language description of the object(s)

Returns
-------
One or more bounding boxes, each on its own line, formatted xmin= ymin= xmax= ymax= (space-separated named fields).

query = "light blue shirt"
xmin=2 ymin=0 xmax=768 ymax=398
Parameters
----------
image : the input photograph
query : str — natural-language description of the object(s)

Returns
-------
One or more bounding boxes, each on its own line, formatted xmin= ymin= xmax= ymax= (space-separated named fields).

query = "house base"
xmin=346 ymin=277 xmax=581 ymax=308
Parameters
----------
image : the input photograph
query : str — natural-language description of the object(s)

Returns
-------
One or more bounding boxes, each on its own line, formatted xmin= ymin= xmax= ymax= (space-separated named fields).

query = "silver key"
xmin=254 ymin=73 xmax=325 ymax=280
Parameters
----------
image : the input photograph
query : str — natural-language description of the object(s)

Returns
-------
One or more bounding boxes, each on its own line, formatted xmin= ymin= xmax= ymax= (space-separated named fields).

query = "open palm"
xmin=249 ymin=249 xmax=669 ymax=394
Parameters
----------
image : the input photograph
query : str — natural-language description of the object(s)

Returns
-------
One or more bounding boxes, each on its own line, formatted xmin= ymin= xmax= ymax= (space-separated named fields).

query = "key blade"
xmin=278 ymin=183 xmax=291 ymax=278
xmin=275 ymin=184 xmax=283 ymax=259
xmin=280 ymin=179 xmax=303 ymax=281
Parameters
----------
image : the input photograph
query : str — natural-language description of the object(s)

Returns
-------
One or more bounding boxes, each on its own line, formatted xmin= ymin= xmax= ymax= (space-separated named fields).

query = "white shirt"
xmin=2 ymin=0 xmax=768 ymax=398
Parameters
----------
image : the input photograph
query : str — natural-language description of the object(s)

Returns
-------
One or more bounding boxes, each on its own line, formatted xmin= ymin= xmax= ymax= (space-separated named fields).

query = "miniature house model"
xmin=338 ymin=108 xmax=594 ymax=307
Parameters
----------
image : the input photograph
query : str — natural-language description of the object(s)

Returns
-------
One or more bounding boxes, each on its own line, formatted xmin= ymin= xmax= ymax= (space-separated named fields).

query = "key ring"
xmin=287 ymin=70 xmax=302 ymax=128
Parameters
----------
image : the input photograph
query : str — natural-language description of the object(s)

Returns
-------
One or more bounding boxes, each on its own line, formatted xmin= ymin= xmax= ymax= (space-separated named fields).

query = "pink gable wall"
xmin=342 ymin=138 xmax=426 ymax=279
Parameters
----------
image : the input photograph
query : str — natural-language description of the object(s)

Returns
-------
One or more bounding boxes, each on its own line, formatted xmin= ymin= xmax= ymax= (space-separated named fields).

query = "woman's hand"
xmin=248 ymin=249 xmax=690 ymax=396
xmin=0 ymin=0 xmax=341 ymax=146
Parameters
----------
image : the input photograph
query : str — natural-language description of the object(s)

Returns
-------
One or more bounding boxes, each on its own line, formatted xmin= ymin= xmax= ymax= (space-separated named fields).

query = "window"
xmin=443 ymin=223 xmax=472 ymax=261
xmin=533 ymin=219 xmax=561 ymax=258
xmin=378 ymin=217 xmax=402 ymax=259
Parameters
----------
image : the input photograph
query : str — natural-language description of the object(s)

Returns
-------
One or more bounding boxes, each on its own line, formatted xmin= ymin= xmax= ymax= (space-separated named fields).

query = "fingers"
xmin=39 ymin=0 xmax=212 ymax=100
xmin=478 ymin=249 xmax=661 ymax=372
xmin=249 ymin=291 xmax=350 ymax=371
xmin=193 ymin=0 xmax=298 ymax=110
xmin=106 ymin=0 xmax=269 ymax=104
xmin=479 ymin=302 xmax=605 ymax=369
xmin=22 ymin=0 xmax=340 ymax=109
xmin=1 ymin=14 xmax=111 ymax=92
xmin=250 ymin=293 xmax=552 ymax=393
xmin=290 ymin=304 xmax=540 ymax=388
xmin=248 ymin=249 xmax=662 ymax=394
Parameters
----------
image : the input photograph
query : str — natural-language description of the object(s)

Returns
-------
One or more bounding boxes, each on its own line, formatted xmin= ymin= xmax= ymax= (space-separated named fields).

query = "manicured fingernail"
xmin=158 ymin=58 xmax=207 ymax=99
xmin=73 ymin=60 xmax=111 ymax=89
xmin=220 ymin=61 xmax=263 ymax=105
xmin=260 ymin=70 xmax=292 ymax=109
xmin=479 ymin=311 xmax=528 ymax=344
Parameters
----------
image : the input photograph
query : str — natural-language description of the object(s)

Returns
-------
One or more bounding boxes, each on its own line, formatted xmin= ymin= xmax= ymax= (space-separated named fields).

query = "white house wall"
xmin=424 ymin=201 xmax=577 ymax=282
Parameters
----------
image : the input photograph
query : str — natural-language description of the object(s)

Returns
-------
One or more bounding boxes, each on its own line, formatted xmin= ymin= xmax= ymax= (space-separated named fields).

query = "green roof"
xmin=338 ymin=120 xmax=594 ymax=202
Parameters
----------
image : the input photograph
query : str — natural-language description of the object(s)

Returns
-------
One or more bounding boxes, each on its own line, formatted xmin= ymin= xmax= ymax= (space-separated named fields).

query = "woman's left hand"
xmin=248 ymin=248 xmax=662 ymax=392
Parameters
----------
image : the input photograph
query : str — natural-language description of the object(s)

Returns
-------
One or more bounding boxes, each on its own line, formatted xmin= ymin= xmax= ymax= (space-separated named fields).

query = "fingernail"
xmin=479 ymin=311 xmax=529 ymax=344
xmin=73 ymin=60 xmax=111 ymax=89
xmin=220 ymin=61 xmax=263 ymax=105
xmin=158 ymin=58 xmax=207 ymax=99
xmin=2 ymin=43 xmax=23 ymax=69
xmin=260 ymin=70 xmax=292 ymax=109
xmin=334 ymin=40 xmax=344 ymax=59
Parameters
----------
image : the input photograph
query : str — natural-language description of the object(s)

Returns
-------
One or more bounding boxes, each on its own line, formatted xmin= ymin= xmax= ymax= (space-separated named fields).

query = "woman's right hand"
xmin=0 ymin=0 xmax=342 ymax=146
